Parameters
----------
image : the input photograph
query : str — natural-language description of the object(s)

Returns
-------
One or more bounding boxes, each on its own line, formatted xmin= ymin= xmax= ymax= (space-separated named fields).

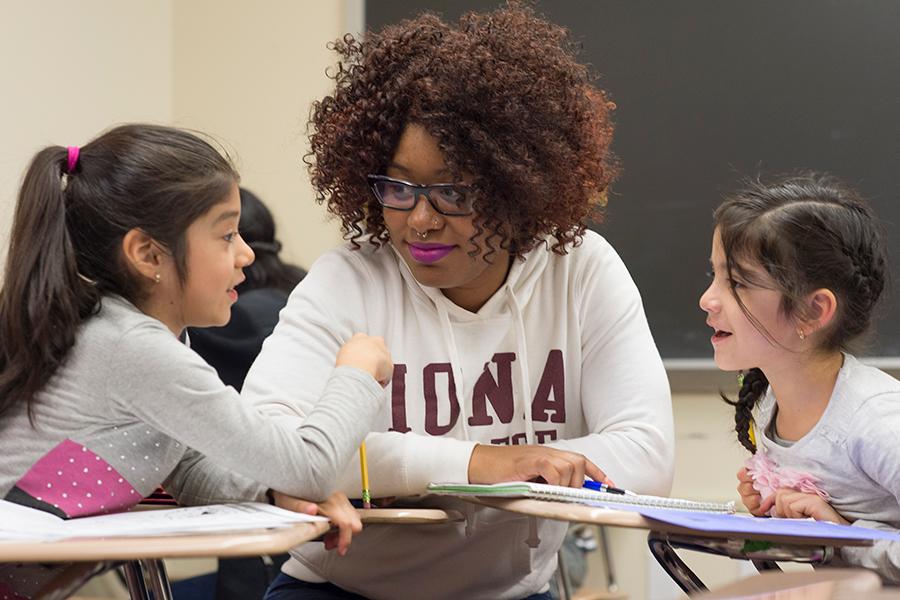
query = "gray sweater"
xmin=754 ymin=354 xmax=900 ymax=584
xmin=0 ymin=295 xmax=384 ymax=518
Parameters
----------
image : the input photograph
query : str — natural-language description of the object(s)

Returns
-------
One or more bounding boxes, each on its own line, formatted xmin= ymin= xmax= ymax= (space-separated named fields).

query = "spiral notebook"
xmin=427 ymin=481 xmax=735 ymax=513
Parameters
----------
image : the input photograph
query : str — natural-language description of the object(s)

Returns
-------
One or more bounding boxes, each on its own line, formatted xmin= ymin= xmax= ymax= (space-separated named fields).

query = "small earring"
xmin=797 ymin=328 xmax=806 ymax=340
xmin=154 ymin=273 xmax=161 ymax=284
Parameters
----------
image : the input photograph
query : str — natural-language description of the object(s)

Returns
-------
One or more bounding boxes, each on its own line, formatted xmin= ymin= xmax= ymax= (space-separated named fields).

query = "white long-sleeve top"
xmin=242 ymin=231 xmax=674 ymax=600
xmin=752 ymin=354 xmax=900 ymax=584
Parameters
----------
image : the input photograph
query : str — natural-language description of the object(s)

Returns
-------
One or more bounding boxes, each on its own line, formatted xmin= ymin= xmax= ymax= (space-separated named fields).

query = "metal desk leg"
xmin=122 ymin=560 xmax=151 ymax=600
xmin=597 ymin=525 xmax=620 ymax=593
xmin=752 ymin=559 xmax=782 ymax=572
xmin=556 ymin=548 xmax=574 ymax=600
xmin=647 ymin=531 xmax=708 ymax=595
xmin=31 ymin=561 xmax=120 ymax=600
xmin=143 ymin=559 xmax=173 ymax=600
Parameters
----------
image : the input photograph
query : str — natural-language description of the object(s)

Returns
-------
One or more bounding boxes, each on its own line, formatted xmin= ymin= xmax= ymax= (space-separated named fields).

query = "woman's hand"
xmin=759 ymin=488 xmax=850 ymax=525
xmin=736 ymin=467 xmax=767 ymax=516
xmin=336 ymin=333 xmax=393 ymax=387
xmin=467 ymin=444 xmax=611 ymax=488
xmin=272 ymin=491 xmax=363 ymax=556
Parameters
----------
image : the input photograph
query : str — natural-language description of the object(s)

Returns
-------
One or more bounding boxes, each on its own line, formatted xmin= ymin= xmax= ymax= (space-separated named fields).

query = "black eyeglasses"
xmin=366 ymin=175 xmax=475 ymax=216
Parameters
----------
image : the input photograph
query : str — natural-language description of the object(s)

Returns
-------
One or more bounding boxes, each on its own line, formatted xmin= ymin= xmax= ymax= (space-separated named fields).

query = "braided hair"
xmin=716 ymin=173 xmax=888 ymax=452
xmin=721 ymin=368 xmax=768 ymax=453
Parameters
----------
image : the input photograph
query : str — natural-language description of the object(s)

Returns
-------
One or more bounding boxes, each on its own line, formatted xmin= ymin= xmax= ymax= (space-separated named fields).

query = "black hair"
xmin=717 ymin=173 xmax=888 ymax=452
xmin=237 ymin=188 xmax=305 ymax=294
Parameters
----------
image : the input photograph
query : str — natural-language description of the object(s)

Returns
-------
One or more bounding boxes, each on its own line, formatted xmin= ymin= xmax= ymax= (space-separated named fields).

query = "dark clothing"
xmin=189 ymin=288 xmax=289 ymax=391
xmin=263 ymin=573 xmax=554 ymax=600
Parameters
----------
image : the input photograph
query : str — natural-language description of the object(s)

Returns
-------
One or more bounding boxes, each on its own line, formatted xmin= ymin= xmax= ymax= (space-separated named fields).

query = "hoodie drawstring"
xmin=507 ymin=286 xmax=541 ymax=549
xmin=506 ymin=286 xmax=535 ymax=446
xmin=436 ymin=302 xmax=470 ymax=441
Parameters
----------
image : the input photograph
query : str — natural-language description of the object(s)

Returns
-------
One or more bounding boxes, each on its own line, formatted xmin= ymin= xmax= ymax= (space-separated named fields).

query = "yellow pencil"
xmin=359 ymin=441 xmax=371 ymax=509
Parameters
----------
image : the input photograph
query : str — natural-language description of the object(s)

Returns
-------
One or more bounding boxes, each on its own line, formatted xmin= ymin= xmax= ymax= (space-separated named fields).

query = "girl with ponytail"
xmin=0 ymin=125 xmax=392 ymax=574
xmin=699 ymin=173 xmax=900 ymax=583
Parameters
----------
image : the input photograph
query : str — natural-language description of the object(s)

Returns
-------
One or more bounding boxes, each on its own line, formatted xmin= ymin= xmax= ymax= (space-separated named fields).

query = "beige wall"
xmin=0 ymin=0 xmax=175 ymax=263
xmin=0 ymin=0 xmax=353 ymax=272
xmin=172 ymin=1 xmax=354 ymax=270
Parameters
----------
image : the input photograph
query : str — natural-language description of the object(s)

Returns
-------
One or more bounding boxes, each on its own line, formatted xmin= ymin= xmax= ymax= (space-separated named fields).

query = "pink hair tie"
xmin=66 ymin=146 xmax=80 ymax=174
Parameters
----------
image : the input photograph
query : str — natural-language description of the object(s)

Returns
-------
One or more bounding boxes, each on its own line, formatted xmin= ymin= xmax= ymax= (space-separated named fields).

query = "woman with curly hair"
xmin=243 ymin=4 xmax=674 ymax=599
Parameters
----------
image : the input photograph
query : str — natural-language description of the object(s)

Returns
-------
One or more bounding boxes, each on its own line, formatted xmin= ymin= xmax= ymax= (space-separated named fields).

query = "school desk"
xmin=0 ymin=508 xmax=458 ymax=600
xmin=462 ymin=497 xmax=873 ymax=597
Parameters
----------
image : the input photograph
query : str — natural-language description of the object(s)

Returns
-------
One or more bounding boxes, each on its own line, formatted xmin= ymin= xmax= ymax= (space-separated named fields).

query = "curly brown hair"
xmin=307 ymin=2 xmax=618 ymax=258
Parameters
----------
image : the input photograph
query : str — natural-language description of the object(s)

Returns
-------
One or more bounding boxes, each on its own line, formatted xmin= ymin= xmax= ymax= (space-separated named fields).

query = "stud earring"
xmin=797 ymin=328 xmax=806 ymax=340
xmin=154 ymin=273 xmax=161 ymax=284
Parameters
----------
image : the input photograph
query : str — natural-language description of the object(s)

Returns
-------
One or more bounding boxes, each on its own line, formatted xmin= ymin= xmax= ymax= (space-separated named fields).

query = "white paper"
xmin=0 ymin=500 xmax=326 ymax=542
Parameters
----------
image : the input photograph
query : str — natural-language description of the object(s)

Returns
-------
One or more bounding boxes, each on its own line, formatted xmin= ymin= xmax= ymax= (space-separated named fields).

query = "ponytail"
xmin=1 ymin=124 xmax=238 ymax=423
xmin=0 ymin=147 xmax=100 ymax=420
xmin=721 ymin=367 xmax=768 ymax=453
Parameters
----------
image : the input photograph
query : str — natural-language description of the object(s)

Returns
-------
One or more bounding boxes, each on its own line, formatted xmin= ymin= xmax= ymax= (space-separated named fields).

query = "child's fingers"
xmin=757 ymin=493 xmax=776 ymax=516
xmin=270 ymin=491 xmax=319 ymax=515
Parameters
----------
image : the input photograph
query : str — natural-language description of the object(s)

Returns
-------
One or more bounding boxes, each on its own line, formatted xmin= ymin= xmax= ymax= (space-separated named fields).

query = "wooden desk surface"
xmin=465 ymin=498 xmax=871 ymax=547
xmin=357 ymin=507 xmax=463 ymax=524
xmin=0 ymin=507 xmax=459 ymax=563
xmin=0 ymin=521 xmax=330 ymax=562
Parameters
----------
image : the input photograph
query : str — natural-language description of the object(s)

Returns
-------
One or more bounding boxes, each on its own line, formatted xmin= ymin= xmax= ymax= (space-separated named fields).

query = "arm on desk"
xmin=107 ymin=322 xmax=384 ymax=502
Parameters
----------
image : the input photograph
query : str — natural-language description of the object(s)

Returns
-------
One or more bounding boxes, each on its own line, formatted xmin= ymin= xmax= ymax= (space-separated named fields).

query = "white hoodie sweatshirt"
xmin=242 ymin=230 xmax=674 ymax=600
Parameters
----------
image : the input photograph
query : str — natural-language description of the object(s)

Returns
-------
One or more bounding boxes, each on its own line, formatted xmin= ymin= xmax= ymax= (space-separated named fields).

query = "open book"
xmin=0 ymin=500 xmax=326 ymax=542
xmin=427 ymin=481 xmax=735 ymax=513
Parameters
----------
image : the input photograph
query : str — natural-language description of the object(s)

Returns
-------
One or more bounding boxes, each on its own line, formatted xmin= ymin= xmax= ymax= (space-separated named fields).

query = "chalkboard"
xmin=366 ymin=1 xmax=900 ymax=359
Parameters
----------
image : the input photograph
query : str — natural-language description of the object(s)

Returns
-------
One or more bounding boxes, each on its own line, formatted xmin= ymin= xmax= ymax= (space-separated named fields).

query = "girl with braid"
xmin=699 ymin=173 xmax=900 ymax=583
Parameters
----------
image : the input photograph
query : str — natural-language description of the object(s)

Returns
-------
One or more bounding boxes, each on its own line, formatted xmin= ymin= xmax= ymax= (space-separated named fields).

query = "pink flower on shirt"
xmin=745 ymin=451 xmax=831 ymax=510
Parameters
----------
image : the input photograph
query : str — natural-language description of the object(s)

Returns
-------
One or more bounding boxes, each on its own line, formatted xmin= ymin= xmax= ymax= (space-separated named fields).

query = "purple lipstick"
xmin=408 ymin=242 xmax=455 ymax=264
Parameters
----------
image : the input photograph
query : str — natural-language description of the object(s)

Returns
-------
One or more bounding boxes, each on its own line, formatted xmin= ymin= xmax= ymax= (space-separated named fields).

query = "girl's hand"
xmin=759 ymin=488 xmax=850 ymax=525
xmin=467 ymin=444 xmax=611 ymax=488
xmin=336 ymin=333 xmax=393 ymax=387
xmin=736 ymin=467 xmax=766 ymax=516
xmin=273 ymin=490 xmax=362 ymax=556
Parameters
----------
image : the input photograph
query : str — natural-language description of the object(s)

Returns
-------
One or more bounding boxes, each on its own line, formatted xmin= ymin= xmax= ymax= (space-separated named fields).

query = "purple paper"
xmin=590 ymin=502 xmax=900 ymax=543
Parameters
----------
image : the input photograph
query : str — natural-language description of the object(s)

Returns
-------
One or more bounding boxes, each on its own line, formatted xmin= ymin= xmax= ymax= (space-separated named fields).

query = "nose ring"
xmin=415 ymin=229 xmax=428 ymax=240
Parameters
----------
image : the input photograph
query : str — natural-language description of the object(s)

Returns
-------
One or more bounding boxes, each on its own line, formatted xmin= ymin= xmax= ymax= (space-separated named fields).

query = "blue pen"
xmin=582 ymin=479 xmax=628 ymax=495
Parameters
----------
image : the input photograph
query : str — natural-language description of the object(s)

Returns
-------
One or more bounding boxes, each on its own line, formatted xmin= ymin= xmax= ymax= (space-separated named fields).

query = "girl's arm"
xmin=107 ymin=323 xmax=386 ymax=503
